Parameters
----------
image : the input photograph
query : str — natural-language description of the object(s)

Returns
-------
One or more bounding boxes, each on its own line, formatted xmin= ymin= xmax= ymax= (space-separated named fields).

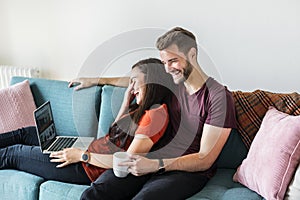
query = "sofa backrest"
xmin=10 ymin=76 xmax=101 ymax=138
xmin=97 ymin=85 xmax=126 ymax=138
xmin=216 ymin=128 xmax=248 ymax=169
xmin=10 ymin=76 xmax=247 ymax=169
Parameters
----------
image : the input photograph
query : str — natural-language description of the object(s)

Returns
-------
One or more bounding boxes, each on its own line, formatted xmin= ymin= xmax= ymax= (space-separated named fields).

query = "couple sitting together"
xmin=0 ymin=27 xmax=237 ymax=200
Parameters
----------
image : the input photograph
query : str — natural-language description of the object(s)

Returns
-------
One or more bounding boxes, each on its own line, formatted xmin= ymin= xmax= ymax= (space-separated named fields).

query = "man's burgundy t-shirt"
xmin=150 ymin=77 xmax=237 ymax=159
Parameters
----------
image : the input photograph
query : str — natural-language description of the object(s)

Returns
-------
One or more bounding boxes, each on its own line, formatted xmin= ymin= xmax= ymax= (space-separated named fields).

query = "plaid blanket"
xmin=232 ymin=90 xmax=300 ymax=149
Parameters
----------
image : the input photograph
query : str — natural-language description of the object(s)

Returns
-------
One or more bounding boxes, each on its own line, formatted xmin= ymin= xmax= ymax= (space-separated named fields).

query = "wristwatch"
xmin=157 ymin=158 xmax=165 ymax=174
xmin=82 ymin=151 xmax=90 ymax=164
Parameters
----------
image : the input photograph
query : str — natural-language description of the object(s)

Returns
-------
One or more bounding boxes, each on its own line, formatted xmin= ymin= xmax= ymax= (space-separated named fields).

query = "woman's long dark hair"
xmin=126 ymin=58 xmax=175 ymax=136
xmin=109 ymin=58 xmax=175 ymax=149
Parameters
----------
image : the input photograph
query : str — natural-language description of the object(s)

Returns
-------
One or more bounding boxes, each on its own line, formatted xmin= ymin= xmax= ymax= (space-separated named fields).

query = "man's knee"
xmin=80 ymin=183 xmax=111 ymax=200
xmin=80 ymin=186 xmax=93 ymax=200
xmin=132 ymin=190 xmax=164 ymax=200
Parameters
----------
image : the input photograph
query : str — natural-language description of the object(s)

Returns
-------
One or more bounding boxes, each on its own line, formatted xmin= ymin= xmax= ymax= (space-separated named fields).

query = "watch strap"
xmin=157 ymin=159 xmax=165 ymax=174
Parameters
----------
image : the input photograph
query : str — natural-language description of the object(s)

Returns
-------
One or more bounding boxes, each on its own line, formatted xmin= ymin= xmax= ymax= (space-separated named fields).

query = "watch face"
xmin=159 ymin=159 xmax=164 ymax=167
xmin=82 ymin=153 xmax=89 ymax=162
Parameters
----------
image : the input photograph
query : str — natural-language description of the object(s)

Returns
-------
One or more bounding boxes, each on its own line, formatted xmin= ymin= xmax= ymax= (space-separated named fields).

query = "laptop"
xmin=34 ymin=101 xmax=94 ymax=154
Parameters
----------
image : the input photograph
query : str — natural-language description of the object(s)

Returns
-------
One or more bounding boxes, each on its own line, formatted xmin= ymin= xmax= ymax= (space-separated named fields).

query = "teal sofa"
xmin=0 ymin=76 xmax=264 ymax=200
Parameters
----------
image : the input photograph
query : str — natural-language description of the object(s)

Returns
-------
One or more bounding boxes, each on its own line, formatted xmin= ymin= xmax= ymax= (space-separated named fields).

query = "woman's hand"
xmin=119 ymin=154 xmax=159 ymax=176
xmin=49 ymin=148 xmax=84 ymax=168
xmin=68 ymin=78 xmax=99 ymax=91
xmin=123 ymin=80 xmax=135 ymax=106
xmin=113 ymin=80 xmax=135 ymax=123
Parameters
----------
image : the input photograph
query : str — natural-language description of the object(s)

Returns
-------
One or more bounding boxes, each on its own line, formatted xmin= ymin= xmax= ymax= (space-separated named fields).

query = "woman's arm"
xmin=86 ymin=135 xmax=154 ymax=169
xmin=50 ymin=105 xmax=168 ymax=169
xmin=49 ymin=135 xmax=154 ymax=168
xmin=113 ymin=80 xmax=135 ymax=123
xmin=90 ymin=105 xmax=169 ymax=169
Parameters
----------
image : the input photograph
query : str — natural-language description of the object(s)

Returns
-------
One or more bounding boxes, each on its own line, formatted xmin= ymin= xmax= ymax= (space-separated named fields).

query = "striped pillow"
xmin=233 ymin=90 xmax=300 ymax=149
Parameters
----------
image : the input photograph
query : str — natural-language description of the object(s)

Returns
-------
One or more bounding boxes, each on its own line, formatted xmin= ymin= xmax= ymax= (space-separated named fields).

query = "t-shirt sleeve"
xmin=206 ymin=86 xmax=237 ymax=129
xmin=135 ymin=104 xmax=169 ymax=144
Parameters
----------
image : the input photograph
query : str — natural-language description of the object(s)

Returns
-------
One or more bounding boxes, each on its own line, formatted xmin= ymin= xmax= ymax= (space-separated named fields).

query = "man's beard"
xmin=174 ymin=61 xmax=193 ymax=84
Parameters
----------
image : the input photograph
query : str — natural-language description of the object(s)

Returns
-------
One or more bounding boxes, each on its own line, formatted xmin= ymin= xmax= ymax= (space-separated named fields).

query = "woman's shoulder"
xmin=146 ymin=104 xmax=168 ymax=114
xmin=139 ymin=104 xmax=168 ymax=126
xmin=135 ymin=104 xmax=169 ymax=144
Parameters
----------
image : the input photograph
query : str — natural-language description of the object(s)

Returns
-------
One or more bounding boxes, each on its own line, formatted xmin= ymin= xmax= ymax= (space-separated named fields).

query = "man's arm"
xmin=163 ymin=125 xmax=231 ymax=172
xmin=126 ymin=124 xmax=231 ymax=176
xmin=68 ymin=77 xmax=130 ymax=90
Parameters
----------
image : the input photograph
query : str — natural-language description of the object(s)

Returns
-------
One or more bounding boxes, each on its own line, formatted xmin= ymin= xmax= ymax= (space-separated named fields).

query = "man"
xmin=72 ymin=27 xmax=237 ymax=200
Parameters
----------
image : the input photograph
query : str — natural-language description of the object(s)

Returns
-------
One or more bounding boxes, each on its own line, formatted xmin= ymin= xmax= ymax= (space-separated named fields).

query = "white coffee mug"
xmin=113 ymin=152 xmax=130 ymax=178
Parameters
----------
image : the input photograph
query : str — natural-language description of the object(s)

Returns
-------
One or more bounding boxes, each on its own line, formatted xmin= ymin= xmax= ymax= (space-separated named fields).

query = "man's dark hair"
xmin=156 ymin=27 xmax=197 ymax=55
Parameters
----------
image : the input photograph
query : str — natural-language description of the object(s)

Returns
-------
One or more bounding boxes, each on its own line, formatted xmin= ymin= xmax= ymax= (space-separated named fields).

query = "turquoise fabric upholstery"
xmin=97 ymin=85 xmax=126 ymax=137
xmin=187 ymin=169 xmax=263 ymax=200
xmin=216 ymin=129 xmax=248 ymax=169
xmin=0 ymin=169 xmax=44 ymax=200
xmin=221 ymin=188 xmax=264 ymax=200
xmin=10 ymin=77 xmax=101 ymax=137
xmin=39 ymin=181 xmax=89 ymax=200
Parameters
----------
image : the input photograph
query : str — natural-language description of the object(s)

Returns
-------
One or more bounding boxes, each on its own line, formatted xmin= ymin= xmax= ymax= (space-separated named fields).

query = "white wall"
xmin=0 ymin=0 xmax=299 ymax=92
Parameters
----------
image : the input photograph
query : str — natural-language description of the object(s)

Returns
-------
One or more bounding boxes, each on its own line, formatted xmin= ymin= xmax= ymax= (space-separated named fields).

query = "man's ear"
xmin=188 ymin=47 xmax=197 ymax=61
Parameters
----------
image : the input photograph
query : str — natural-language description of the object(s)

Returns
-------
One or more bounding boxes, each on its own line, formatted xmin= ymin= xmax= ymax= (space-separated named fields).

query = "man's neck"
xmin=183 ymin=64 xmax=208 ymax=95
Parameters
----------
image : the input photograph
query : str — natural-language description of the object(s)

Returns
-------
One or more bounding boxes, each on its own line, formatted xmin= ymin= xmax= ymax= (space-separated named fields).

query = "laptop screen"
xmin=34 ymin=101 xmax=56 ymax=148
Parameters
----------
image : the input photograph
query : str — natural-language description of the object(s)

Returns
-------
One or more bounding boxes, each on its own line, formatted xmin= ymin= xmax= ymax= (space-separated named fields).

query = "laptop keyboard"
xmin=48 ymin=137 xmax=77 ymax=152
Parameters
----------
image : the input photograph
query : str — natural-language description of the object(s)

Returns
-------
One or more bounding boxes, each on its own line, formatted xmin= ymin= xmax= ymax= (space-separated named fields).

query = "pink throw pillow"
xmin=233 ymin=107 xmax=300 ymax=200
xmin=0 ymin=80 xmax=36 ymax=134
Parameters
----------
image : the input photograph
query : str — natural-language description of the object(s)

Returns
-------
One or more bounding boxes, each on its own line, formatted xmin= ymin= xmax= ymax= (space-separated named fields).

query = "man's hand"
xmin=119 ymin=154 xmax=159 ymax=176
xmin=68 ymin=78 xmax=99 ymax=91
xmin=50 ymin=148 xmax=84 ymax=168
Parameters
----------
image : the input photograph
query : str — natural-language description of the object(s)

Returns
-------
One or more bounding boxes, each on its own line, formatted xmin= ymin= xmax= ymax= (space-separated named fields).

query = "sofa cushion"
xmin=233 ymin=107 xmax=300 ymax=200
xmin=97 ymin=85 xmax=126 ymax=138
xmin=0 ymin=169 xmax=44 ymax=200
xmin=10 ymin=77 xmax=101 ymax=137
xmin=0 ymin=80 xmax=36 ymax=134
xmin=216 ymin=128 xmax=248 ymax=169
xmin=187 ymin=169 xmax=263 ymax=200
xmin=39 ymin=180 xmax=89 ymax=200
xmin=221 ymin=188 xmax=264 ymax=200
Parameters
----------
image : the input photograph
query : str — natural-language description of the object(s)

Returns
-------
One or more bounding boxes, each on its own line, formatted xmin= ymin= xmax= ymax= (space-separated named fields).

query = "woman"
xmin=0 ymin=58 xmax=175 ymax=185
